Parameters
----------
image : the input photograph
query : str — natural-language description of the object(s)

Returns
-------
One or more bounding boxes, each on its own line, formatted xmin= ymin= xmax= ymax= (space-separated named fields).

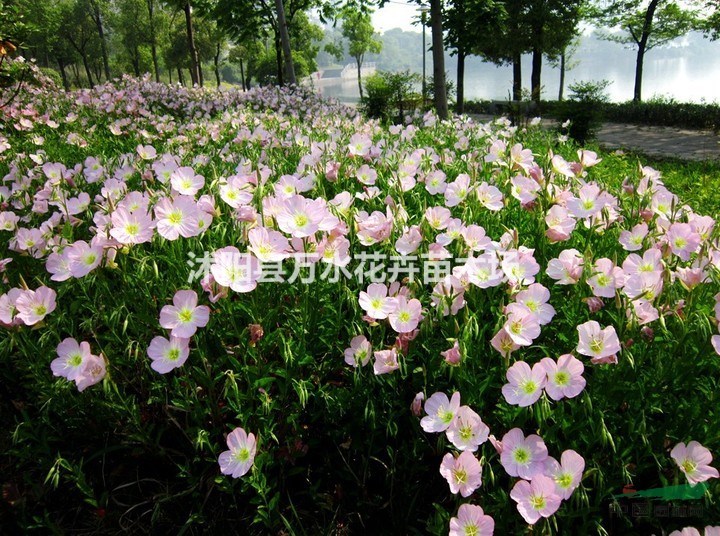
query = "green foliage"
xmin=359 ymin=69 xmax=421 ymax=123
xmin=558 ymin=79 xmax=611 ymax=144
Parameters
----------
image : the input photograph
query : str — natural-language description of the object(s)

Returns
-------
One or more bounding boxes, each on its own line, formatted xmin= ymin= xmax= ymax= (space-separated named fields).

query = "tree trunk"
xmin=356 ymin=56 xmax=363 ymax=98
xmin=90 ymin=0 xmax=111 ymax=81
xmin=184 ymin=1 xmax=201 ymax=86
xmin=274 ymin=0 xmax=296 ymax=85
xmin=512 ymin=52 xmax=521 ymax=101
xmin=177 ymin=67 xmax=184 ymax=86
xmin=531 ymin=46 xmax=542 ymax=103
xmin=199 ymin=61 xmax=204 ymax=86
xmin=169 ymin=67 xmax=173 ymax=84
xmin=558 ymin=50 xmax=565 ymax=101
xmin=82 ymin=53 xmax=94 ymax=88
xmin=57 ymin=57 xmax=70 ymax=90
xmin=147 ymin=0 xmax=160 ymax=82
xmin=634 ymin=0 xmax=659 ymax=103
xmin=456 ymin=48 xmax=465 ymax=114
xmin=429 ymin=0 xmax=448 ymax=119
xmin=240 ymin=58 xmax=246 ymax=90
xmin=274 ymin=34 xmax=284 ymax=86
xmin=215 ymin=43 xmax=221 ymax=87
xmin=71 ymin=63 xmax=81 ymax=87
xmin=132 ymin=49 xmax=141 ymax=77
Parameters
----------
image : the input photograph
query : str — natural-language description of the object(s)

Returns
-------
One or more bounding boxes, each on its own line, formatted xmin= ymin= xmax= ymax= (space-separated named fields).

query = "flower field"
xmin=1 ymin=73 xmax=719 ymax=534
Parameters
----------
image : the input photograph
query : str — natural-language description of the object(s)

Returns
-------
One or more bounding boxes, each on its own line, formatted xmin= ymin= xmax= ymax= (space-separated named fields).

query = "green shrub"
xmin=359 ymin=70 xmax=421 ymax=123
xmin=559 ymin=79 xmax=611 ymax=144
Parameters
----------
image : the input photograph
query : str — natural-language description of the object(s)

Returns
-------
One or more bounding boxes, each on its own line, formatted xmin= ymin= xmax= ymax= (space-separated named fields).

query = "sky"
xmin=371 ymin=1 xmax=421 ymax=33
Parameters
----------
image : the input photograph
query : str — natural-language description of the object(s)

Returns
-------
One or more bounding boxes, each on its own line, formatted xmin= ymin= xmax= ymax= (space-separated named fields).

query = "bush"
xmin=558 ymin=79 xmax=611 ymax=144
xmin=359 ymin=70 xmax=421 ymax=123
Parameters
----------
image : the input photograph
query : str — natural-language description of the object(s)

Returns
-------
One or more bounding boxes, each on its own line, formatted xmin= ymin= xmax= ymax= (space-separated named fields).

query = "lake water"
xmin=317 ymin=36 xmax=720 ymax=105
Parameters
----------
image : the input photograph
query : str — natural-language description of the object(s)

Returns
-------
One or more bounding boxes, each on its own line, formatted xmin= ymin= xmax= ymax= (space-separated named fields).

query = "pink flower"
xmin=540 ymin=354 xmax=586 ymax=400
xmin=671 ymin=441 xmax=720 ymax=485
xmin=431 ymin=276 xmax=466 ymax=317
xmin=444 ymin=174 xmax=471 ymax=207
xmin=395 ymin=226 xmax=423 ymax=255
xmin=170 ymin=166 xmax=204 ymax=196
xmin=248 ymin=226 xmax=291 ymax=262
xmin=411 ymin=392 xmax=425 ymax=417
xmin=425 ymin=206 xmax=452 ymax=230
xmin=476 ymin=182 xmax=503 ymax=211
xmin=359 ymin=283 xmax=397 ymax=320
xmin=66 ymin=240 xmax=103 ymax=278
xmin=546 ymin=249 xmax=584 ymax=285
xmin=587 ymin=258 xmax=621 ymax=298
xmin=356 ymin=164 xmax=377 ymax=185
xmin=218 ymin=427 xmax=257 ymax=478
xmin=490 ymin=329 xmax=520 ymax=358
xmin=502 ymin=361 xmax=547 ymax=407
xmin=461 ymin=224 xmax=492 ymax=252
xmin=712 ymin=335 xmax=720 ymax=356
xmin=388 ymin=295 xmax=422 ymax=333
xmin=514 ymin=283 xmax=555 ymax=325
xmin=159 ymin=290 xmax=210 ymax=338
xmin=500 ymin=428 xmax=548 ymax=479
xmin=446 ymin=406 xmax=490 ymax=451
xmin=440 ymin=450 xmax=483 ymax=497
xmin=576 ymin=321 xmax=621 ymax=364
xmin=666 ymin=223 xmax=701 ymax=261
xmin=421 ymin=391 xmax=461 ymax=433
xmin=619 ymin=223 xmax=648 ymax=251
xmin=567 ymin=183 xmax=603 ymax=219
xmin=276 ymin=195 xmax=326 ymax=238
xmin=210 ymin=247 xmax=262 ymax=293
xmin=510 ymin=474 xmax=562 ymax=524
xmin=449 ymin=504 xmax=494 ymax=536
xmin=51 ymin=338 xmax=92 ymax=382
xmin=545 ymin=449 xmax=585 ymax=499
xmin=0 ymin=288 xmax=23 ymax=326
xmin=74 ymin=354 xmax=107 ymax=392
xmin=15 ymin=286 xmax=56 ymax=325
xmin=147 ymin=335 xmax=190 ymax=373
xmin=503 ymin=309 xmax=541 ymax=347
xmin=154 ymin=196 xmax=200 ymax=240
xmin=348 ymin=132 xmax=371 ymax=156
xmin=425 ymin=169 xmax=447 ymax=195
xmin=501 ymin=250 xmax=540 ymax=286
xmin=110 ymin=207 xmax=155 ymax=245
xmin=441 ymin=341 xmax=462 ymax=365
xmin=356 ymin=209 xmax=393 ymax=245
xmin=344 ymin=335 xmax=372 ymax=367
xmin=511 ymin=175 xmax=541 ymax=205
xmin=373 ymin=348 xmax=399 ymax=375
xmin=75 ymin=354 xmax=107 ymax=393
xmin=466 ymin=253 xmax=504 ymax=288
xmin=545 ymin=205 xmax=576 ymax=242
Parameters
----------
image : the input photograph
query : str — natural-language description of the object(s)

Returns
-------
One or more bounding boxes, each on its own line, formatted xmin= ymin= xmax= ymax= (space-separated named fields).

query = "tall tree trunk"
xmin=132 ymin=49 xmax=140 ymax=77
xmin=215 ymin=43 xmax=221 ymax=87
xmin=512 ymin=52 xmax=522 ymax=101
xmin=456 ymin=48 xmax=465 ymax=114
xmin=147 ymin=0 xmax=160 ymax=82
xmin=356 ymin=56 xmax=363 ymax=98
xmin=274 ymin=0 xmax=296 ymax=85
xmin=82 ymin=53 xmax=94 ymax=88
xmin=57 ymin=57 xmax=70 ymax=90
xmin=90 ymin=0 xmax=111 ymax=81
xmin=634 ymin=0 xmax=659 ymax=102
xmin=184 ymin=1 xmax=201 ymax=86
xmin=71 ymin=63 xmax=81 ymax=87
xmin=199 ymin=61 xmax=204 ymax=86
xmin=429 ymin=0 xmax=448 ymax=119
xmin=240 ymin=58 xmax=246 ymax=90
xmin=274 ymin=34 xmax=284 ymax=86
xmin=558 ymin=50 xmax=565 ymax=101
xmin=169 ymin=67 xmax=173 ymax=84
xmin=177 ymin=67 xmax=184 ymax=86
xmin=531 ymin=46 xmax=542 ymax=103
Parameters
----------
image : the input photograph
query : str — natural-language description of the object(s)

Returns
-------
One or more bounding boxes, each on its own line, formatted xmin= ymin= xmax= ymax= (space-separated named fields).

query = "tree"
xmin=429 ymin=0 xmax=448 ymax=118
xmin=88 ymin=0 xmax=112 ymax=81
xmin=339 ymin=7 xmax=382 ymax=98
xmin=444 ymin=0 xmax=503 ymax=113
xmin=597 ymin=0 xmax=698 ymax=102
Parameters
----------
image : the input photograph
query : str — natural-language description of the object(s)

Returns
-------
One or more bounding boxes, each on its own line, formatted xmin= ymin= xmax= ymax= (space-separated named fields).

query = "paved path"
xmin=596 ymin=123 xmax=720 ymax=161
xmin=471 ymin=114 xmax=720 ymax=161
